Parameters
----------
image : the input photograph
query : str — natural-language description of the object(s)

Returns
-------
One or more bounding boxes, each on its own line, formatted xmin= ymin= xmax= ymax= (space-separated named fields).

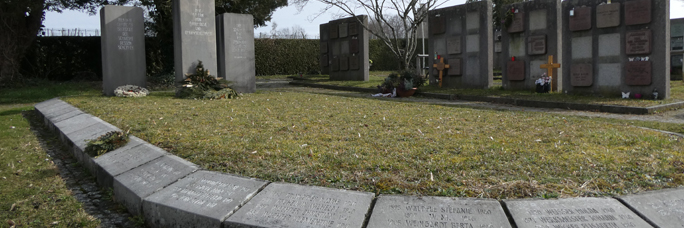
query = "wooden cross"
xmin=539 ymin=55 xmax=560 ymax=91
xmin=433 ymin=58 xmax=450 ymax=88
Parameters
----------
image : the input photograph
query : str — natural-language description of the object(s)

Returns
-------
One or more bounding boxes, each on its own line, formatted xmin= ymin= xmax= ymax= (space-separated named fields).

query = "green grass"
xmin=62 ymin=89 xmax=684 ymax=199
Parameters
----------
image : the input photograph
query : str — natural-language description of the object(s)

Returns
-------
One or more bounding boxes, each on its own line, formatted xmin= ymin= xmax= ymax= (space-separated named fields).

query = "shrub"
xmin=84 ymin=131 xmax=129 ymax=157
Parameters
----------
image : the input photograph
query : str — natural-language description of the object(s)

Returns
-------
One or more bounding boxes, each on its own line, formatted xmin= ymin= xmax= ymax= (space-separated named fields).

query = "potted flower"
xmin=378 ymin=70 xmax=425 ymax=97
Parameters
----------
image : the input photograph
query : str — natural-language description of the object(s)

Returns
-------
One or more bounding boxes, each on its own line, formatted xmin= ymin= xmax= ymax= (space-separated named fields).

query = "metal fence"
xmin=40 ymin=28 xmax=100 ymax=37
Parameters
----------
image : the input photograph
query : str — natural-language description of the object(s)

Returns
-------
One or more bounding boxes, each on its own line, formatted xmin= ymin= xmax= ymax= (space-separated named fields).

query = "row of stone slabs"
xmin=35 ymin=98 xmax=684 ymax=228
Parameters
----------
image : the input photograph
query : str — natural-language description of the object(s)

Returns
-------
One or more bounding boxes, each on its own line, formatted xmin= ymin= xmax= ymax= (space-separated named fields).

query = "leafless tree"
xmin=293 ymin=0 xmax=447 ymax=70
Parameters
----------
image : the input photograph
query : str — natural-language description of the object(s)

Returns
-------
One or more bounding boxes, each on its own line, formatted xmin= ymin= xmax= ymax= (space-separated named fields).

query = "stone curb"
xmin=35 ymin=98 xmax=684 ymax=228
xmin=289 ymin=81 xmax=684 ymax=115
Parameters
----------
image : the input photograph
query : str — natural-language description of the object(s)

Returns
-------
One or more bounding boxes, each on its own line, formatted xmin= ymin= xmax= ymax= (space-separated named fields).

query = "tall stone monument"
xmin=501 ymin=0 xmax=562 ymax=91
xmin=319 ymin=16 xmax=369 ymax=81
xmin=216 ymin=13 xmax=255 ymax=93
xmin=427 ymin=0 xmax=493 ymax=89
xmin=561 ymin=0 xmax=670 ymax=99
xmin=173 ymin=0 xmax=217 ymax=83
xmin=100 ymin=6 xmax=146 ymax=96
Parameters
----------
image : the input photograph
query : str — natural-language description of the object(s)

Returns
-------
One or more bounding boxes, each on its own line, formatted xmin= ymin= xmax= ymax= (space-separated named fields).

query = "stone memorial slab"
xmin=433 ymin=37 xmax=447 ymax=55
xmin=507 ymin=12 xmax=524 ymax=33
xmin=41 ymin=104 xmax=79 ymax=123
xmin=329 ymin=23 xmax=338 ymax=39
xmin=100 ymin=6 xmax=146 ymax=96
xmin=529 ymin=60 xmax=546 ymax=80
xmin=224 ymin=183 xmax=374 ymax=228
xmin=331 ymin=56 xmax=340 ymax=71
xmin=321 ymin=54 xmax=328 ymax=67
xmin=618 ymin=188 xmax=684 ymax=227
xmin=93 ymin=138 xmax=165 ymax=189
xmin=216 ymin=13 xmax=255 ymax=93
xmin=508 ymin=61 xmax=525 ymax=81
xmin=596 ymin=3 xmax=620 ymax=28
xmin=431 ymin=15 xmax=446 ymax=35
xmin=143 ymin=171 xmax=267 ymax=228
xmin=529 ymin=10 xmax=547 ymax=31
xmin=48 ymin=110 xmax=84 ymax=131
xmin=504 ymin=198 xmax=652 ymax=228
xmin=340 ymin=40 xmax=349 ymax=55
xmin=447 ymin=36 xmax=461 ymax=55
xmin=527 ymin=35 xmax=546 ymax=55
xmin=466 ymin=12 xmax=479 ymax=30
xmin=339 ymin=23 xmax=348 ymax=38
xmin=447 ymin=58 xmax=462 ymax=76
xmin=320 ymin=23 xmax=329 ymax=41
xmin=672 ymin=36 xmax=683 ymax=51
xmin=331 ymin=41 xmax=341 ymax=56
xmin=35 ymin=98 xmax=67 ymax=112
xmin=465 ymin=57 xmax=480 ymax=85
xmin=599 ymin=33 xmax=621 ymax=57
xmin=509 ymin=36 xmax=526 ymax=57
xmin=340 ymin=55 xmax=349 ymax=71
xmin=173 ymin=0 xmax=217 ymax=84
xmin=466 ymin=35 xmax=479 ymax=53
xmin=447 ymin=18 xmax=462 ymax=36
xmin=673 ymin=55 xmax=683 ymax=67
xmin=349 ymin=22 xmax=358 ymax=36
xmin=367 ymin=195 xmax=511 ymax=228
xmin=598 ymin=63 xmax=622 ymax=87
xmin=350 ymin=36 xmax=359 ymax=54
xmin=625 ymin=61 xmax=652 ymax=85
xmin=54 ymin=114 xmax=100 ymax=138
xmin=572 ymin=36 xmax=592 ymax=59
xmin=673 ymin=24 xmax=684 ymax=37
xmin=320 ymin=41 xmax=328 ymax=53
xmin=495 ymin=42 xmax=502 ymax=53
xmin=626 ymin=30 xmax=652 ymax=55
xmin=571 ymin=64 xmax=593 ymax=87
xmin=569 ymin=6 xmax=591 ymax=31
xmin=113 ymin=155 xmax=198 ymax=216
xmin=349 ymin=55 xmax=360 ymax=70
xmin=625 ymin=0 xmax=651 ymax=25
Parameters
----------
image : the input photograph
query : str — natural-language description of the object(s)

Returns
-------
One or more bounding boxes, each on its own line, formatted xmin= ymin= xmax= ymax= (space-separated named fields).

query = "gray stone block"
xmin=64 ymin=122 xmax=121 ymax=173
xmin=504 ymin=197 xmax=652 ymax=228
xmin=618 ymin=188 xmax=684 ymax=227
xmin=216 ymin=13 xmax=255 ymax=94
xmin=465 ymin=57 xmax=480 ymax=86
xmin=434 ymin=37 xmax=446 ymax=55
xmin=113 ymin=155 xmax=199 ymax=216
xmin=509 ymin=35 xmax=526 ymax=57
xmin=34 ymin=98 xmax=67 ymax=111
xmin=341 ymin=40 xmax=349 ymax=55
xmin=93 ymin=137 xmax=164 ymax=189
xmin=54 ymin=114 xmax=100 ymax=141
xmin=597 ymin=63 xmax=621 ymax=87
xmin=367 ymin=195 xmax=511 ymax=228
xmin=100 ymin=6 xmax=146 ymax=96
xmin=598 ymin=33 xmax=621 ymax=57
xmin=447 ymin=18 xmax=462 ymax=36
xmin=224 ymin=183 xmax=374 ymax=228
xmin=325 ymin=16 xmax=369 ymax=81
xmin=143 ymin=171 xmax=267 ymax=228
xmin=466 ymin=34 xmax=479 ymax=53
xmin=529 ymin=10 xmax=547 ymax=31
xmin=173 ymin=0 xmax=217 ymax=84
xmin=466 ymin=12 xmax=479 ymax=30
xmin=571 ymin=36 xmax=592 ymax=59
xmin=47 ymin=109 xmax=84 ymax=132
xmin=529 ymin=60 xmax=546 ymax=80
xmin=673 ymin=23 xmax=684 ymax=37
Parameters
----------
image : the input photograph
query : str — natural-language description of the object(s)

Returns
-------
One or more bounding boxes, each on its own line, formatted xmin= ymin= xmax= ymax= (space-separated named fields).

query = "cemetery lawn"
xmin=298 ymin=73 xmax=684 ymax=108
xmin=63 ymin=89 xmax=684 ymax=199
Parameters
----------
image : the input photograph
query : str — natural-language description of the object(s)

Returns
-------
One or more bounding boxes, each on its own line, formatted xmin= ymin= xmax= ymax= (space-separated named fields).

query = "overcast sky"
xmin=44 ymin=0 xmax=684 ymax=37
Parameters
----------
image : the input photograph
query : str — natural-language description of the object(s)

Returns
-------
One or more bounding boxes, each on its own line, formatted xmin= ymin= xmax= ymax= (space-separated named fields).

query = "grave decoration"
xmin=376 ymin=70 xmax=426 ymax=97
xmin=177 ymin=60 xmax=240 ymax=100
xmin=535 ymin=73 xmax=551 ymax=93
xmin=85 ymin=131 xmax=130 ymax=157
xmin=114 ymin=85 xmax=149 ymax=98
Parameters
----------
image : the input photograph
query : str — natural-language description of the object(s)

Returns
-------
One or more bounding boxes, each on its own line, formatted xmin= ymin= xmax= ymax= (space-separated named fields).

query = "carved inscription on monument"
xmin=340 ymin=55 xmax=349 ymax=71
xmin=527 ymin=35 xmax=546 ymax=55
xmin=507 ymin=12 xmax=524 ymax=33
xmin=447 ymin=58 xmax=462 ymax=76
xmin=569 ymin=7 xmax=591 ymax=31
xmin=447 ymin=36 xmax=461 ymax=55
xmin=625 ymin=0 xmax=651 ymax=25
xmin=116 ymin=17 xmax=135 ymax=51
xmin=320 ymin=41 xmax=328 ymax=54
xmin=626 ymin=30 xmax=652 ymax=55
xmin=349 ymin=55 xmax=359 ymax=70
xmin=596 ymin=3 xmax=620 ymax=28
xmin=350 ymin=36 xmax=359 ymax=54
xmin=329 ymin=23 xmax=338 ymax=39
xmin=431 ymin=16 xmax=446 ymax=35
xmin=507 ymin=61 xmax=525 ymax=81
xmin=349 ymin=22 xmax=358 ymax=36
xmin=571 ymin=64 xmax=593 ymax=87
xmin=625 ymin=61 xmax=651 ymax=86
xmin=184 ymin=3 xmax=212 ymax=36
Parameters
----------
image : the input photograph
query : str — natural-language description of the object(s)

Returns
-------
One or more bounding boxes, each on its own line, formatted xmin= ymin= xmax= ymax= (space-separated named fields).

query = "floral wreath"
xmin=114 ymin=85 xmax=149 ymax=97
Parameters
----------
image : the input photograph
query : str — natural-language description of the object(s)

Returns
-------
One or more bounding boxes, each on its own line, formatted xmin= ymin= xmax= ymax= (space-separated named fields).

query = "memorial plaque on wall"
xmin=321 ymin=54 xmax=328 ymax=67
xmin=507 ymin=61 xmax=525 ymax=81
xmin=339 ymin=23 xmax=348 ymax=38
xmin=349 ymin=55 xmax=359 ymax=70
xmin=447 ymin=58 xmax=462 ymax=76
xmin=673 ymin=55 xmax=683 ymax=67
xmin=349 ymin=22 xmax=358 ymax=36
xmin=320 ymin=41 xmax=328 ymax=53
xmin=340 ymin=55 xmax=349 ymax=71
xmin=349 ymin=36 xmax=359 ymax=53
xmin=447 ymin=36 xmax=462 ymax=54
xmin=672 ymin=36 xmax=684 ymax=51
xmin=626 ymin=30 xmax=652 ymax=55
xmin=569 ymin=7 xmax=591 ymax=31
xmin=331 ymin=56 xmax=339 ymax=71
xmin=596 ymin=3 xmax=620 ymax=28
xmin=527 ymin=35 xmax=546 ymax=55
xmin=329 ymin=23 xmax=338 ymax=39
xmin=570 ymin=64 xmax=593 ymax=86
xmin=625 ymin=0 xmax=651 ymax=25
xmin=625 ymin=61 xmax=652 ymax=86
xmin=431 ymin=15 xmax=446 ymax=35
xmin=507 ymin=12 xmax=524 ymax=33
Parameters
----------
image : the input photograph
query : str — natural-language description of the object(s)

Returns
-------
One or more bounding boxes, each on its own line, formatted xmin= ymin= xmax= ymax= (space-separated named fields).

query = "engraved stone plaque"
xmin=626 ymin=30 xmax=652 ymax=55
xmin=349 ymin=22 xmax=358 ymax=36
xmin=321 ymin=54 xmax=328 ymax=67
xmin=507 ymin=12 xmax=524 ymax=33
xmin=672 ymin=36 xmax=683 ymax=51
xmin=350 ymin=36 xmax=359 ymax=54
xmin=447 ymin=36 xmax=461 ymax=54
xmin=339 ymin=23 xmax=348 ymax=38
xmin=331 ymin=56 xmax=339 ymax=71
xmin=340 ymin=55 xmax=349 ymax=71
xmin=571 ymin=64 xmax=593 ymax=87
xmin=349 ymin=55 xmax=359 ymax=70
xmin=224 ymin=183 xmax=374 ymax=228
xmin=143 ymin=171 xmax=267 ymax=228
xmin=507 ymin=61 xmax=525 ymax=81
xmin=569 ymin=6 xmax=591 ymax=31
xmin=329 ymin=23 xmax=338 ymax=39
xmin=447 ymin=58 xmax=462 ymax=76
xmin=527 ymin=35 xmax=546 ymax=55
xmin=320 ymin=41 xmax=328 ymax=53
xmin=93 ymin=139 xmax=164 ymax=189
xmin=618 ymin=188 xmax=684 ymax=227
xmin=504 ymin=198 xmax=652 ymax=228
xmin=625 ymin=61 xmax=652 ymax=86
xmin=431 ymin=15 xmax=446 ymax=35
xmin=625 ymin=0 xmax=651 ymax=25
xmin=596 ymin=3 xmax=620 ymax=28
xmin=367 ymin=195 xmax=512 ymax=228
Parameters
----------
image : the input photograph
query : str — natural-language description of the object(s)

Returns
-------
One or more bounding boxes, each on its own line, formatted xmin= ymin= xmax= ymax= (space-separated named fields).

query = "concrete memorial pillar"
xmin=320 ymin=16 xmax=369 ymax=81
xmin=216 ymin=13 xmax=255 ymax=93
xmin=173 ymin=0 xmax=217 ymax=83
xmin=100 ymin=5 xmax=146 ymax=96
